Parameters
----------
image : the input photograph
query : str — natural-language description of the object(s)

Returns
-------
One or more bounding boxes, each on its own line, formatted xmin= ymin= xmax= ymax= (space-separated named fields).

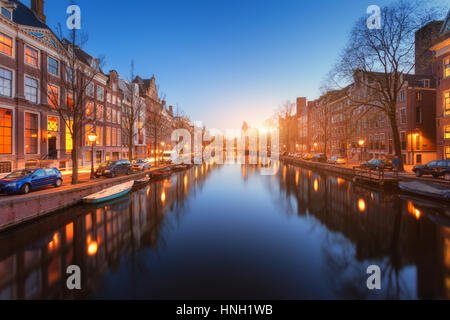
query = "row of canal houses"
xmin=293 ymin=13 xmax=450 ymax=165
xmin=0 ymin=0 xmax=181 ymax=174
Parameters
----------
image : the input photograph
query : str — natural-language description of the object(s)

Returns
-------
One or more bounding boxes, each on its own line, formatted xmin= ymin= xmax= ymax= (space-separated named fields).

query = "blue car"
xmin=0 ymin=168 xmax=63 ymax=195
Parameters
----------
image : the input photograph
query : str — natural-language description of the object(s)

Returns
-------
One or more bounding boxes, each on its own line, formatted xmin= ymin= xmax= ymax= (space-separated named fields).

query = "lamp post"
xmin=358 ymin=139 xmax=365 ymax=163
xmin=88 ymin=132 xmax=97 ymax=179
xmin=313 ymin=143 xmax=318 ymax=152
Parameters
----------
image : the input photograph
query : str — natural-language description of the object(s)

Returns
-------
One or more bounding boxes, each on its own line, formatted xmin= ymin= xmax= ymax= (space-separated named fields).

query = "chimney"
xmin=169 ymin=105 xmax=173 ymax=114
xmin=31 ymin=0 xmax=46 ymax=24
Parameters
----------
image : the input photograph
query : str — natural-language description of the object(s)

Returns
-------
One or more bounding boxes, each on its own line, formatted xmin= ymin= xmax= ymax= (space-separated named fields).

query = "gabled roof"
xmin=8 ymin=0 xmax=48 ymax=29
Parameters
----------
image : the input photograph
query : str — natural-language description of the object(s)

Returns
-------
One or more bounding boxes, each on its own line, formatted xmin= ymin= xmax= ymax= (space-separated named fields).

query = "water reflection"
xmin=0 ymin=162 xmax=448 ymax=300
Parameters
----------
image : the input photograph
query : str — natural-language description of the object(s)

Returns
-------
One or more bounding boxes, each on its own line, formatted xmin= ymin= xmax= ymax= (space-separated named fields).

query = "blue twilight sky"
xmin=22 ymin=0 xmax=446 ymax=130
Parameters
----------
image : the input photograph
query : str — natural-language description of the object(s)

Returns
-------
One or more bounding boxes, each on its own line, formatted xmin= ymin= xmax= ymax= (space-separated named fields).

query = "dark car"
xmin=95 ymin=160 xmax=132 ymax=178
xmin=312 ymin=153 xmax=327 ymax=163
xmin=0 ymin=168 xmax=63 ymax=195
xmin=413 ymin=160 xmax=450 ymax=180
xmin=361 ymin=159 xmax=393 ymax=171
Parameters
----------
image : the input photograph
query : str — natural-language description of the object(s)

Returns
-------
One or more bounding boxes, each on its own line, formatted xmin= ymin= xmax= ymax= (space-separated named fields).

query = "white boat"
xmin=83 ymin=180 xmax=134 ymax=204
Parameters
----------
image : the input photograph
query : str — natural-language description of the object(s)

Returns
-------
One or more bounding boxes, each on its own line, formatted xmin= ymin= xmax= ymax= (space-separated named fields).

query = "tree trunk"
xmin=71 ymin=128 xmax=79 ymax=185
xmin=129 ymin=128 xmax=134 ymax=162
xmin=389 ymin=111 xmax=404 ymax=172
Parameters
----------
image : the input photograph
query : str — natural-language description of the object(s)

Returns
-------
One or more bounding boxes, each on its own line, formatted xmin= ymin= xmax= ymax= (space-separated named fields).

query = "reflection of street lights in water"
xmin=358 ymin=198 xmax=366 ymax=212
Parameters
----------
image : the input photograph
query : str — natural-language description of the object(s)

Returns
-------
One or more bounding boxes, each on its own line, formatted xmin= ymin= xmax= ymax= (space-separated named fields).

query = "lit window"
xmin=96 ymin=104 xmax=103 ymax=120
xmin=25 ymin=77 xmax=38 ymax=103
xmin=85 ymin=125 xmax=94 ymax=145
xmin=66 ymin=92 xmax=73 ymax=110
xmin=25 ymin=113 xmax=38 ymax=154
xmin=48 ymin=117 xmax=58 ymax=132
xmin=444 ymin=58 xmax=450 ymax=79
xmin=86 ymin=101 xmax=94 ymax=118
xmin=66 ymin=120 xmax=73 ymax=154
xmin=445 ymin=91 xmax=450 ymax=116
xmin=106 ymin=127 xmax=111 ymax=146
xmin=446 ymin=147 xmax=450 ymax=160
xmin=106 ymin=107 xmax=111 ymax=122
xmin=445 ymin=126 xmax=450 ymax=140
xmin=0 ymin=108 xmax=12 ymax=154
xmin=0 ymin=67 xmax=12 ymax=97
xmin=112 ymin=109 xmax=116 ymax=123
xmin=96 ymin=126 xmax=102 ymax=146
xmin=47 ymin=84 xmax=59 ymax=108
xmin=117 ymin=128 xmax=121 ymax=146
xmin=0 ymin=32 xmax=12 ymax=56
xmin=48 ymin=57 xmax=59 ymax=76
xmin=25 ymin=46 xmax=38 ymax=67
xmin=112 ymin=127 xmax=117 ymax=146
xmin=117 ymin=111 xmax=121 ymax=125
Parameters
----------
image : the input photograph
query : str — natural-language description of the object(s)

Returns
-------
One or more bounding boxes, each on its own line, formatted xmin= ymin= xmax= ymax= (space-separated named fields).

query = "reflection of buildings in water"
xmin=273 ymin=164 xmax=450 ymax=299
xmin=0 ymin=165 xmax=215 ymax=300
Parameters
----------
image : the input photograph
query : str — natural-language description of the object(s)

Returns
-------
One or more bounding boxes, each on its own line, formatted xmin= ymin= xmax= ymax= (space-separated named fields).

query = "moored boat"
xmin=171 ymin=164 xmax=188 ymax=171
xmin=83 ymin=181 xmax=134 ymax=204
xmin=399 ymin=181 xmax=450 ymax=201
xmin=150 ymin=167 xmax=172 ymax=179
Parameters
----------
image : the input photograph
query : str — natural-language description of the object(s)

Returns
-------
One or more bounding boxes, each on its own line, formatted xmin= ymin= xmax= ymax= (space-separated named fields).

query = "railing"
xmin=352 ymin=166 xmax=386 ymax=182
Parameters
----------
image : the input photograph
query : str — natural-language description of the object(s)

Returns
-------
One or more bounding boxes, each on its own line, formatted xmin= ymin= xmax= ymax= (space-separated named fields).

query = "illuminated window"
xmin=117 ymin=111 xmax=121 ymax=125
xmin=446 ymin=147 xmax=450 ymax=160
xmin=445 ymin=58 xmax=450 ymax=79
xmin=96 ymin=104 xmax=103 ymax=120
xmin=112 ymin=109 xmax=116 ymax=123
xmin=445 ymin=126 xmax=450 ymax=140
xmin=0 ymin=108 xmax=12 ymax=154
xmin=48 ymin=57 xmax=59 ymax=76
xmin=48 ymin=117 xmax=58 ymax=133
xmin=47 ymin=84 xmax=59 ymax=108
xmin=25 ymin=46 xmax=38 ymax=67
xmin=96 ymin=126 xmax=102 ymax=146
xmin=25 ymin=113 xmax=38 ymax=154
xmin=106 ymin=107 xmax=111 ymax=122
xmin=85 ymin=125 xmax=93 ymax=145
xmin=86 ymin=101 xmax=94 ymax=118
xmin=66 ymin=92 xmax=73 ymax=110
xmin=112 ymin=127 xmax=117 ymax=146
xmin=117 ymin=128 xmax=121 ymax=147
xmin=25 ymin=77 xmax=38 ymax=103
xmin=106 ymin=127 xmax=111 ymax=146
xmin=66 ymin=120 xmax=73 ymax=154
xmin=445 ymin=91 xmax=450 ymax=116
xmin=0 ymin=32 xmax=12 ymax=56
xmin=0 ymin=67 xmax=12 ymax=97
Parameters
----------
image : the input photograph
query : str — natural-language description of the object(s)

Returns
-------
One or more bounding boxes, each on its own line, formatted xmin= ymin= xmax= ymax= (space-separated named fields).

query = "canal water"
xmin=0 ymin=162 xmax=449 ymax=300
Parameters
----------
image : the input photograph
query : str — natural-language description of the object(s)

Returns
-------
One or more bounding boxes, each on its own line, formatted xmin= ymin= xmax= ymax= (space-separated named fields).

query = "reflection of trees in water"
xmin=271 ymin=163 xmax=449 ymax=299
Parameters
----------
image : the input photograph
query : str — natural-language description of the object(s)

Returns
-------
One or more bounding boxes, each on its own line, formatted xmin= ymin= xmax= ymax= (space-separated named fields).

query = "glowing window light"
xmin=358 ymin=198 xmax=366 ymax=212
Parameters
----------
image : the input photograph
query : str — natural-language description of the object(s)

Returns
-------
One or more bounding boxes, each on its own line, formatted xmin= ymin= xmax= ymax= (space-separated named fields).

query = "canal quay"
xmin=0 ymin=162 xmax=448 ymax=300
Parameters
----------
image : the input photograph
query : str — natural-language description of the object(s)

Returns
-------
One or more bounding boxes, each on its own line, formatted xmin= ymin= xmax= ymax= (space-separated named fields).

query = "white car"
xmin=132 ymin=159 xmax=151 ymax=171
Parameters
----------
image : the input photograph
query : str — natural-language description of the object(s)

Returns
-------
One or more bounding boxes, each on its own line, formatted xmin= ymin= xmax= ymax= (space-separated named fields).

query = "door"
xmin=48 ymin=137 xmax=57 ymax=160
xmin=31 ymin=169 xmax=47 ymax=189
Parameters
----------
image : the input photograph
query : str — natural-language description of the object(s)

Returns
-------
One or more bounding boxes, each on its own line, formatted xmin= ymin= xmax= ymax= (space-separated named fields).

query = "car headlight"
xmin=5 ymin=182 xmax=16 ymax=188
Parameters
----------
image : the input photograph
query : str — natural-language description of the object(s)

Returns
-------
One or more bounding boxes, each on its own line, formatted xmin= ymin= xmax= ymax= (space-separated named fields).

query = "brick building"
xmin=430 ymin=12 xmax=450 ymax=160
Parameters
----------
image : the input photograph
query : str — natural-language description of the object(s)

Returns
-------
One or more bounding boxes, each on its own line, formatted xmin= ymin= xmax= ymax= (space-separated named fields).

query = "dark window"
xmin=48 ymin=57 xmax=59 ymax=76
xmin=416 ymin=155 xmax=422 ymax=165
xmin=25 ymin=77 xmax=38 ymax=103
xmin=0 ymin=67 xmax=12 ymax=97
xmin=25 ymin=113 xmax=38 ymax=154
xmin=1 ymin=8 xmax=11 ymax=20
xmin=0 ymin=161 xmax=11 ymax=173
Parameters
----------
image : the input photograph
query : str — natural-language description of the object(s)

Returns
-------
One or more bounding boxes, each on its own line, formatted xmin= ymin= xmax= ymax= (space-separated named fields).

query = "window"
xmin=445 ymin=126 xmax=450 ymax=140
xmin=66 ymin=120 xmax=73 ymax=154
xmin=85 ymin=125 xmax=94 ymax=145
xmin=66 ymin=92 xmax=73 ymax=110
xmin=25 ymin=46 xmax=38 ymax=67
xmin=400 ymin=108 xmax=407 ymax=124
xmin=445 ymin=91 xmax=450 ymax=116
xmin=446 ymin=147 xmax=450 ymax=160
xmin=445 ymin=57 xmax=450 ymax=79
xmin=0 ymin=67 xmax=12 ymax=97
xmin=416 ymin=92 xmax=422 ymax=101
xmin=112 ymin=109 xmax=116 ymax=123
xmin=96 ymin=126 xmax=102 ymax=146
xmin=86 ymin=101 xmax=94 ymax=118
xmin=86 ymin=83 xmax=94 ymax=97
xmin=47 ymin=84 xmax=59 ymax=108
xmin=416 ymin=154 xmax=422 ymax=165
xmin=112 ymin=127 xmax=117 ymax=146
xmin=401 ymin=132 xmax=407 ymax=150
xmin=106 ymin=127 xmax=111 ymax=146
xmin=0 ymin=108 xmax=12 ymax=154
xmin=66 ymin=67 xmax=73 ymax=82
xmin=25 ymin=77 xmax=38 ymax=103
xmin=400 ymin=90 xmax=406 ymax=102
xmin=117 ymin=128 xmax=121 ymax=147
xmin=48 ymin=57 xmax=59 ymax=76
xmin=1 ymin=8 xmax=12 ymax=20
xmin=117 ymin=111 xmax=121 ymax=125
xmin=48 ymin=117 xmax=58 ymax=133
xmin=97 ymin=87 xmax=104 ymax=101
xmin=0 ymin=32 xmax=12 ymax=56
xmin=416 ymin=107 xmax=422 ymax=124
xmin=25 ymin=113 xmax=38 ymax=154
xmin=421 ymin=79 xmax=430 ymax=88
xmin=0 ymin=161 xmax=11 ymax=173
xmin=96 ymin=104 xmax=103 ymax=121
xmin=106 ymin=107 xmax=111 ymax=122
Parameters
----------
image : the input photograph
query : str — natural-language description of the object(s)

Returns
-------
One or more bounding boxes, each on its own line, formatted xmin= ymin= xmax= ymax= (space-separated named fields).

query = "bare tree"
xmin=146 ymin=93 xmax=172 ymax=164
xmin=45 ymin=24 xmax=104 ymax=184
xmin=276 ymin=101 xmax=296 ymax=152
xmin=122 ymin=61 xmax=145 ymax=162
xmin=329 ymin=0 xmax=440 ymax=171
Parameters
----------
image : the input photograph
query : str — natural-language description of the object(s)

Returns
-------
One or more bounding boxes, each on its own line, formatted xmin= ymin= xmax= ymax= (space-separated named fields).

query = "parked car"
xmin=361 ymin=159 xmax=393 ymax=171
xmin=312 ymin=154 xmax=327 ymax=163
xmin=294 ymin=153 xmax=302 ymax=159
xmin=328 ymin=156 xmax=347 ymax=165
xmin=0 ymin=168 xmax=63 ymax=195
xmin=132 ymin=159 xmax=152 ymax=171
xmin=413 ymin=160 xmax=450 ymax=180
xmin=302 ymin=154 xmax=313 ymax=160
xmin=95 ymin=160 xmax=132 ymax=178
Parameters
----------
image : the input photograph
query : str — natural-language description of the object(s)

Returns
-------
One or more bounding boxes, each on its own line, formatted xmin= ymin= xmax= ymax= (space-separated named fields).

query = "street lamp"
xmin=358 ymin=139 xmax=365 ymax=163
xmin=313 ymin=142 xmax=318 ymax=151
xmin=88 ymin=132 xmax=97 ymax=179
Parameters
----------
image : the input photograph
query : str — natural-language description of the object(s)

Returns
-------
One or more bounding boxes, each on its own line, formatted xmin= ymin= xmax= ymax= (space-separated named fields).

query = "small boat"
xmin=83 ymin=181 xmax=134 ymax=204
xmin=133 ymin=175 xmax=151 ymax=189
xmin=171 ymin=164 xmax=188 ymax=172
xmin=399 ymin=181 xmax=450 ymax=201
xmin=150 ymin=167 xmax=172 ymax=179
